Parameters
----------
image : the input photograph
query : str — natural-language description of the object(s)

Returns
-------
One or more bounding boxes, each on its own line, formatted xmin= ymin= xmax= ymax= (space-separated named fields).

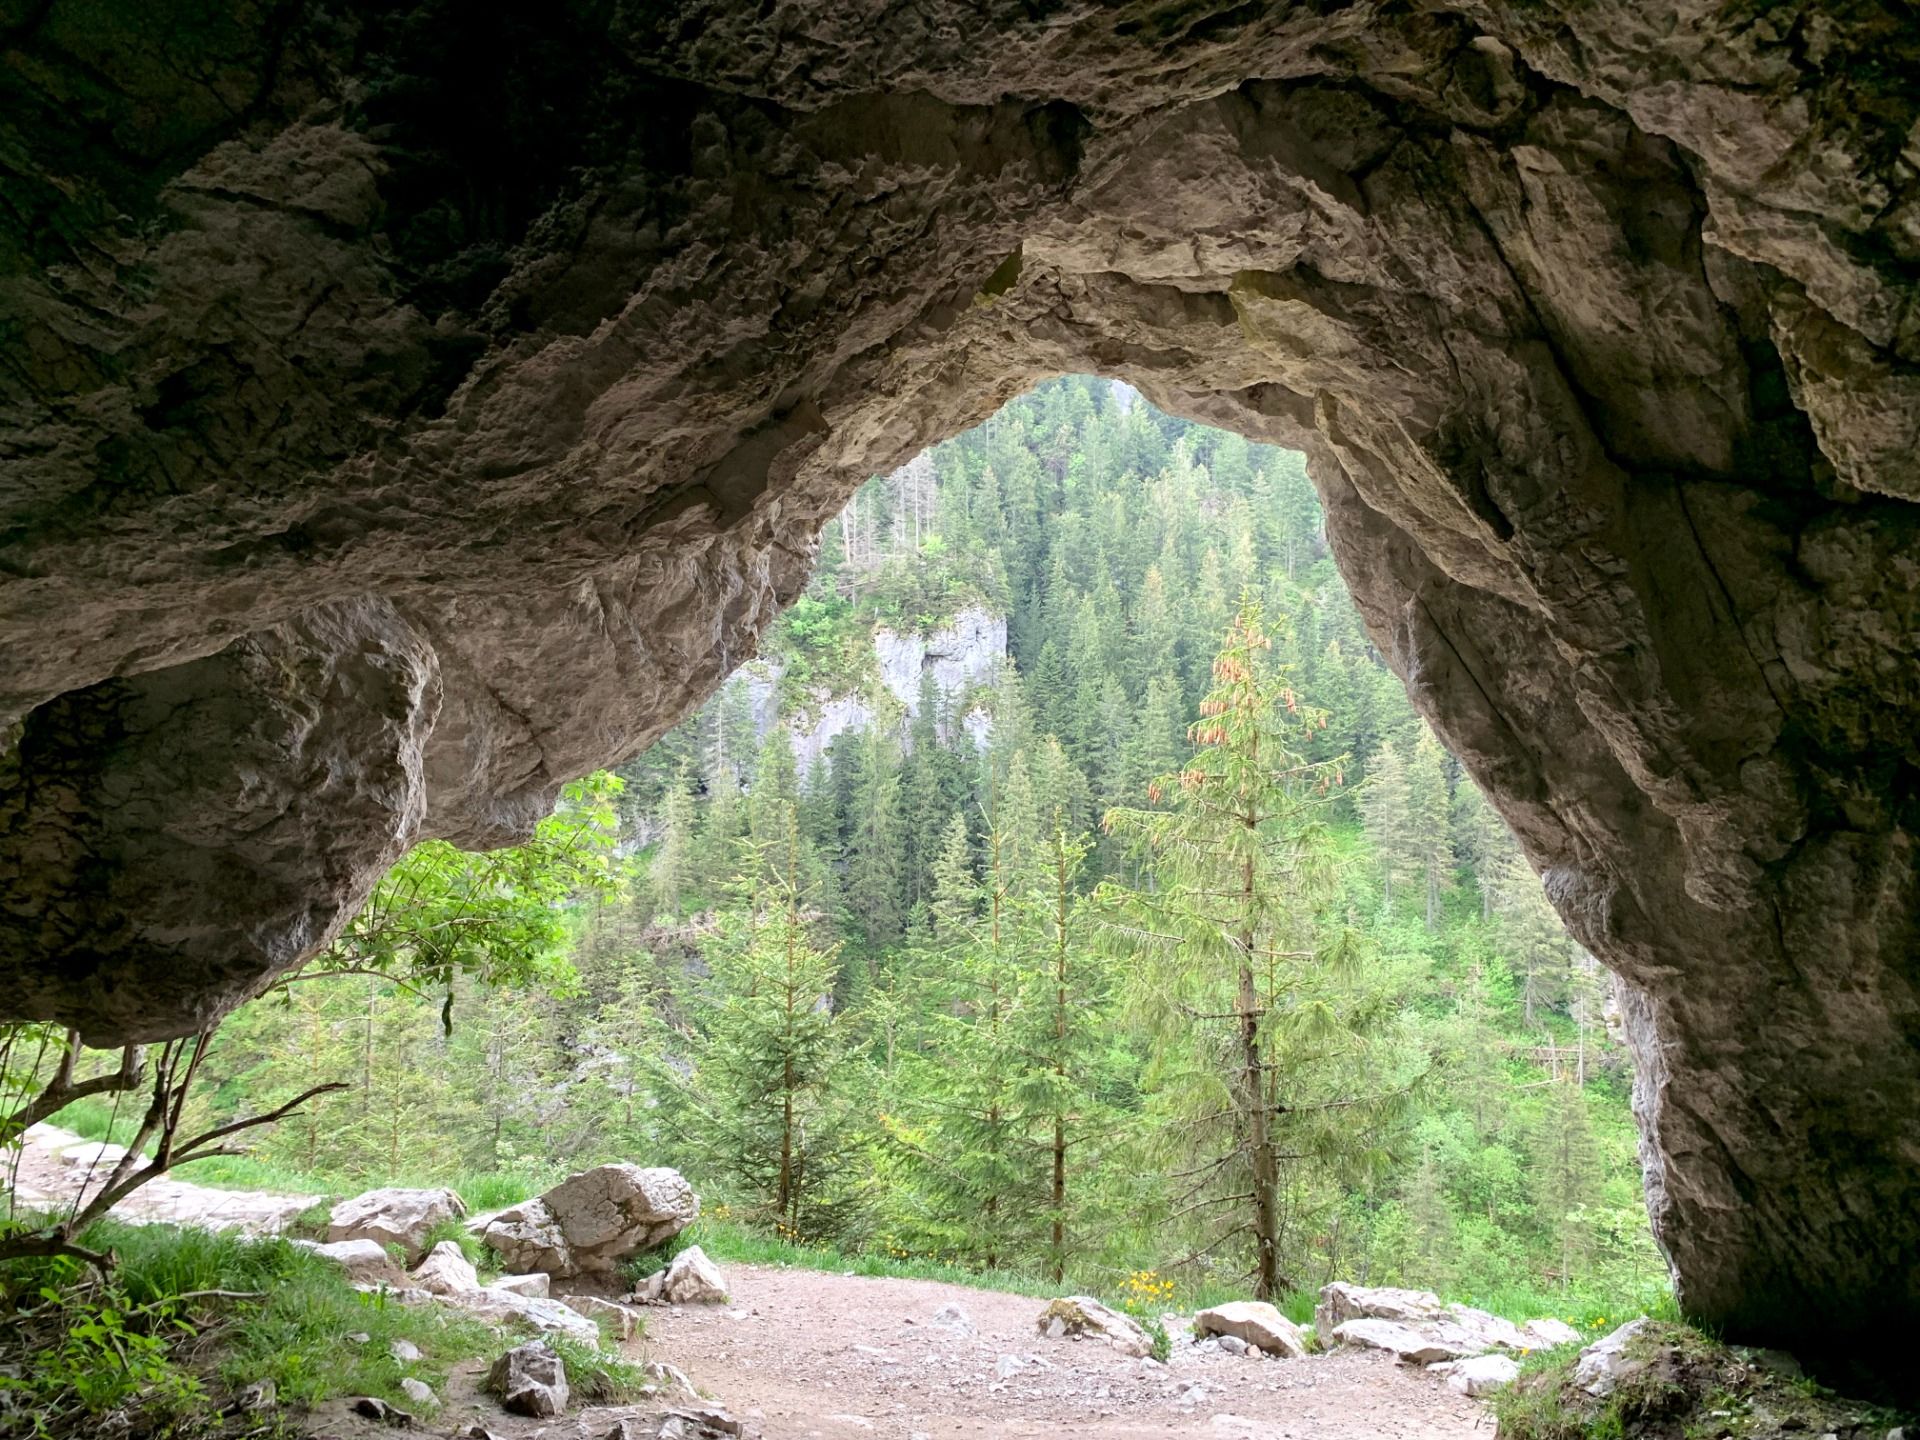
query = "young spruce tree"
xmin=1100 ymin=601 xmax=1410 ymax=1300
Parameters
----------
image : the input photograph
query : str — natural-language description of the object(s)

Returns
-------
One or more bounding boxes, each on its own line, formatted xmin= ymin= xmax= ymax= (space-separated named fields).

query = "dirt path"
xmin=634 ymin=1264 xmax=1490 ymax=1440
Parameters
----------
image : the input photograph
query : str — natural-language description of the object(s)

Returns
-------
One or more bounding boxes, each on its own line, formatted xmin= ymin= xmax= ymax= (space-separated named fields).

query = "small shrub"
xmin=545 ymin=1333 xmax=652 ymax=1402
xmin=1142 ymin=1315 xmax=1171 ymax=1364
xmin=422 ymin=1215 xmax=484 ymax=1266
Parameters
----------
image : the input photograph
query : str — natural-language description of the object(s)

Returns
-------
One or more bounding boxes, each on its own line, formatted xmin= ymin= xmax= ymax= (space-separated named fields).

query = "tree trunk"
xmin=1239 ymin=956 xmax=1283 ymax=1302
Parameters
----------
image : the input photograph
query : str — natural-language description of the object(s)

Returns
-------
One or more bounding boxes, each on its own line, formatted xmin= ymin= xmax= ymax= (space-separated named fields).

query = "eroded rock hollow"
xmin=3 ymin=0 xmax=1917 ymax=1387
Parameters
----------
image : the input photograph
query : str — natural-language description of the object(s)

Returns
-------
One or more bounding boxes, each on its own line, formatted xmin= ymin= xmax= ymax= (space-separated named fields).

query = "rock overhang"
xmin=1 ymin=0 xmax=1917 ymax=1394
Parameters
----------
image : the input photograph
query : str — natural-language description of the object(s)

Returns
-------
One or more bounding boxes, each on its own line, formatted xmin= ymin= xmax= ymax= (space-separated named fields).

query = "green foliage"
xmin=323 ymin=772 xmax=626 ymax=998
xmin=1100 ymin=602 xmax=1414 ymax=1300
xmin=0 ymin=1219 xmax=500 ymax=1429
xmin=47 ymin=379 xmax=1670 ymax=1406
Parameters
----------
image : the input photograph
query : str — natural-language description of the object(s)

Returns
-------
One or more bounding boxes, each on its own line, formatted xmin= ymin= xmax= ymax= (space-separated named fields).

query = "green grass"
xmin=0 ymin=1217 xmax=645 ymax=1424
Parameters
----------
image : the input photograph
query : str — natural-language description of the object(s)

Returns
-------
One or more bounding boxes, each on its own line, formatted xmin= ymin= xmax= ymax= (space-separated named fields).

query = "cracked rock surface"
xmin=2 ymin=0 xmax=1918 ymax=1387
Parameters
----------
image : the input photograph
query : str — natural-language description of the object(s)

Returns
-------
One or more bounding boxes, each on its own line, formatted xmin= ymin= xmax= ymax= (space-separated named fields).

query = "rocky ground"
xmin=1 ymin=1138 xmax=1499 ymax=1438
xmin=5 ymin=1123 xmax=316 ymax=1233
xmin=634 ymin=1264 xmax=1485 ymax=1440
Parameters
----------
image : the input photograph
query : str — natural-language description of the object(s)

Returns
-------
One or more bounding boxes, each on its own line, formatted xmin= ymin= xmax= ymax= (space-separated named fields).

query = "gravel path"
xmin=636 ymin=1264 xmax=1490 ymax=1440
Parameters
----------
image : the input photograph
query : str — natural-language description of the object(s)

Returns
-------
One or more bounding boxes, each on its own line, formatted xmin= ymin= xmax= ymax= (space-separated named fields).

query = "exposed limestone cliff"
xmin=751 ymin=604 xmax=1004 ymax=772
xmin=3 ymin=0 xmax=1918 ymax=1387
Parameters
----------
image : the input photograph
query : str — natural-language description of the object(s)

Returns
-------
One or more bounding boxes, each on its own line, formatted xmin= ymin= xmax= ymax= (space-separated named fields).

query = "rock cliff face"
xmin=3 ymin=0 xmax=1918 ymax=1387
xmin=741 ymin=604 xmax=1004 ymax=772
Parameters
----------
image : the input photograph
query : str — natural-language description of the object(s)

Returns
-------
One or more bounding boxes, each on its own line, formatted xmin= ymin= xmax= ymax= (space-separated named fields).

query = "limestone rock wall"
xmin=3 ymin=0 xmax=1918 ymax=1386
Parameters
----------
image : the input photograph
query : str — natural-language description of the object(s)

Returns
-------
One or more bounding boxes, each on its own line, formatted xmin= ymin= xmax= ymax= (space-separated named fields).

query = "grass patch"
xmin=1492 ymin=1319 xmax=1914 ymax=1440
xmin=0 ymin=1216 xmax=649 ymax=1428
xmin=422 ymin=1214 xmax=486 ymax=1266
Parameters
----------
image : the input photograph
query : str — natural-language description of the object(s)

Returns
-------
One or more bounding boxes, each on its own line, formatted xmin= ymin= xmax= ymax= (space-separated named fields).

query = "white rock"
xmin=480 ymin=1165 xmax=697 ymax=1278
xmin=1574 ymin=1318 xmax=1655 ymax=1397
xmin=411 ymin=1239 xmax=480 ymax=1295
xmin=1523 ymin=1317 xmax=1584 ymax=1349
xmin=1035 ymin=1297 xmax=1153 ymax=1359
xmin=491 ymin=1272 xmax=550 ymax=1298
xmin=457 ymin=1286 xmax=602 ymax=1345
xmin=660 ymin=1245 xmax=728 ymax=1304
xmin=560 ymin=1292 xmax=643 ymax=1340
xmin=389 ymin=1338 xmax=421 ymax=1362
xmin=1193 ymin=1302 xmax=1310 ymax=1359
xmin=1333 ymin=1318 xmax=1478 ymax=1365
xmin=488 ymin=1340 xmax=569 ymax=1418
xmin=298 ymin=1237 xmax=403 ymax=1284
xmin=1448 ymin=1353 xmax=1522 ymax=1396
xmin=399 ymin=1376 xmax=438 ymax=1409
xmin=326 ymin=1187 xmax=465 ymax=1265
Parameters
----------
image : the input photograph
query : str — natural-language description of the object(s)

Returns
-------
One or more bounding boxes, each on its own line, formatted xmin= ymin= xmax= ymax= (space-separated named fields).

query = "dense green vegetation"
xmin=0 ymin=1216 xmax=646 ymax=1434
xmin=4 ymin=379 xmax=1670 ymax=1426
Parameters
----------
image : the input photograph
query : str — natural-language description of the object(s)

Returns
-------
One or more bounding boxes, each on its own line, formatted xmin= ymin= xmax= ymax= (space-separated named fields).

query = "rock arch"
xmin=2 ymin=0 xmax=1917 ymax=1387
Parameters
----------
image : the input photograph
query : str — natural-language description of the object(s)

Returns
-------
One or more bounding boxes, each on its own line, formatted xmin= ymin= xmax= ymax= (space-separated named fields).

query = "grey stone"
xmin=327 ymin=1188 xmax=465 ymax=1265
xmin=4 ymin=0 xmax=1920 ymax=1392
xmin=398 ymin=1377 xmax=437 ymax=1410
xmin=487 ymin=1340 xmax=570 ymax=1418
xmin=481 ymin=1166 xmax=697 ymax=1278
xmin=1193 ymin=1302 xmax=1309 ymax=1359
xmin=410 ymin=1239 xmax=480 ymax=1296
xmin=388 ymin=1338 xmax=421 ymax=1363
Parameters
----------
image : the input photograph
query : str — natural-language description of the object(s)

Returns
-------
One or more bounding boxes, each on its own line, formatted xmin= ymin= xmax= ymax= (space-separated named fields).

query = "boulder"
xmin=480 ymin=1166 xmax=697 ymax=1278
xmin=560 ymin=1293 xmax=643 ymax=1340
xmin=411 ymin=1239 xmax=480 ymax=1295
xmin=492 ymin=1273 xmax=550 ymax=1299
xmin=1332 ymin=1318 xmax=1478 ymax=1366
xmin=1315 ymin=1283 xmax=1446 ymax=1335
xmin=1034 ymin=1297 xmax=1153 ymax=1359
xmin=1193 ymin=1302 xmax=1309 ymax=1359
xmin=487 ymin=1340 xmax=570 ymax=1418
xmin=659 ymin=1245 xmax=728 ymax=1305
xmin=1447 ymin=1353 xmax=1521 ymax=1397
xmin=1523 ymin=1318 xmax=1584 ymax=1350
xmin=295 ymin=1237 xmax=404 ymax=1286
xmin=1574 ymin=1318 xmax=1656 ymax=1398
xmin=457 ymin=1288 xmax=602 ymax=1346
xmin=327 ymin=1187 xmax=465 ymax=1265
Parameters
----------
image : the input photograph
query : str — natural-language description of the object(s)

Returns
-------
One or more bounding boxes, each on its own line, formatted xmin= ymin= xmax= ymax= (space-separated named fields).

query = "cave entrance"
xmin=613 ymin=374 xmax=1661 ymax=1329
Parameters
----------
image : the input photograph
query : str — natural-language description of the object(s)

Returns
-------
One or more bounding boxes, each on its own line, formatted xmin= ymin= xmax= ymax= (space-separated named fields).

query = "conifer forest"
xmin=88 ymin=378 xmax=1667 ymax=1325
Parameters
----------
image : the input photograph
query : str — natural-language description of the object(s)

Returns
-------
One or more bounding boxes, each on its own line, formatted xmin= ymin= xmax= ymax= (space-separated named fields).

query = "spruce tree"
xmin=693 ymin=809 xmax=857 ymax=1237
xmin=1406 ymin=730 xmax=1453 ymax=928
xmin=1101 ymin=602 xmax=1407 ymax=1300
xmin=1358 ymin=743 xmax=1416 ymax=908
